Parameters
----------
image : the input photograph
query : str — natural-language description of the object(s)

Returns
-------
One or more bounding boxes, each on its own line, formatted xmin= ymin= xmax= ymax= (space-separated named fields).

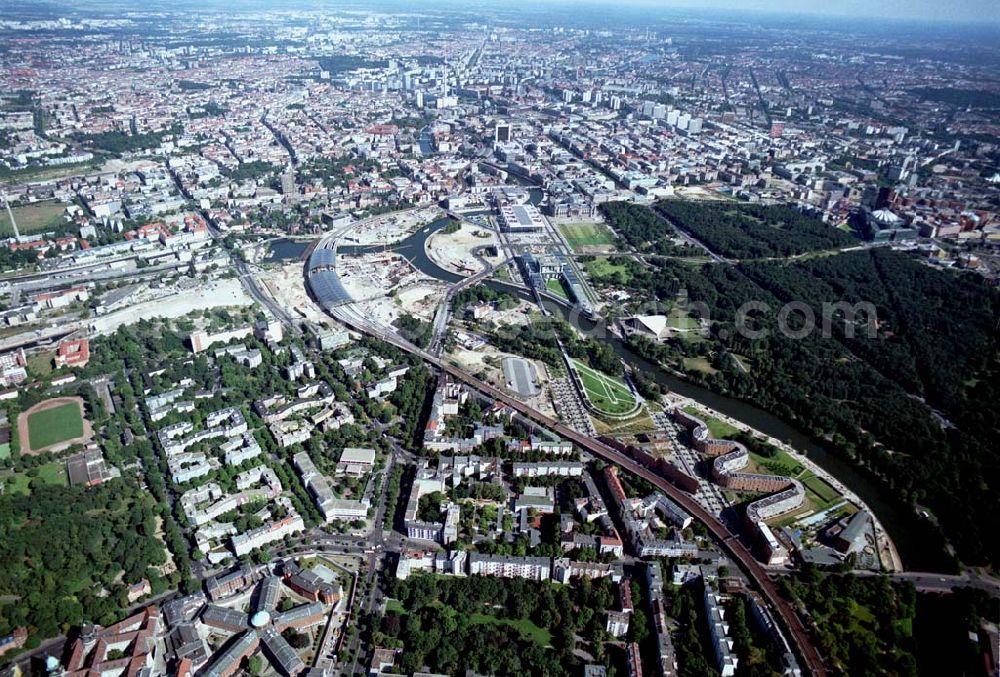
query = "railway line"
xmin=436 ymin=360 xmax=827 ymax=677
xmin=322 ymin=301 xmax=828 ymax=676
xmin=306 ymin=215 xmax=827 ymax=674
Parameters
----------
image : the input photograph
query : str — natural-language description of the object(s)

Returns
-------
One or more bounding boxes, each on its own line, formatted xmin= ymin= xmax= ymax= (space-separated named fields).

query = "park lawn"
xmin=730 ymin=354 xmax=751 ymax=372
xmin=682 ymin=407 xmax=739 ymax=439
xmin=803 ymin=474 xmax=839 ymax=501
xmin=802 ymin=484 xmax=836 ymax=512
xmin=802 ymin=473 xmax=842 ymax=509
xmin=1 ymin=460 xmax=68 ymax=495
xmin=27 ymin=402 xmax=84 ymax=450
xmin=748 ymin=446 xmax=806 ymax=479
xmin=384 ymin=598 xmax=551 ymax=646
xmin=591 ymin=409 xmax=657 ymax=435
xmin=848 ymin=599 xmax=877 ymax=630
xmin=583 ymin=257 xmax=632 ymax=284
xmin=25 ymin=350 xmax=54 ymax=378
xmin=545 ymin=278 xmax=569 ymax=300
xmin=468 ymin=612 xmax=552 ymax=647
xmin=0 ymin=200 xmax=67 ymax=236
xmin=36 ymin=461 xmax=68 ymax=485
xmin=682 ymin=356 xmax=718 ymax=375
xmin=558 ymin=222 xmax=615 ymax=250
xmin=573 ymin=359 xmax=638 ymax=417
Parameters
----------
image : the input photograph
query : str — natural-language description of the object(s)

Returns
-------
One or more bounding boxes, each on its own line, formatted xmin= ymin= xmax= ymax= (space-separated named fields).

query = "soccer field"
xmin=0 ymin=200 xmax=67 ymax=236
xmin=27 ymin=402 xmax=85 ymax=451
xmin=558 ymin=222 xmax=615 ymax=250
xmin=572 ymin=359 xmax=639 ymax=417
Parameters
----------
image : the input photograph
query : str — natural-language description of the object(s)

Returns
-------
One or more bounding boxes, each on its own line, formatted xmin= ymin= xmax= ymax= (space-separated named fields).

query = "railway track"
xmin=323 ymin=302 xmax=827 ymax=676
xmin=436 ymin=361 xmax=827 ymax=676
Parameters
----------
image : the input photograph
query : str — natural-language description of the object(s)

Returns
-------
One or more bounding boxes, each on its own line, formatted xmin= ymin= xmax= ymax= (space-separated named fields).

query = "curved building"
xmin=673 ymin=409 xmax=805 ymax=526
xmin=307 ymin=246 xmax=353 ymax=310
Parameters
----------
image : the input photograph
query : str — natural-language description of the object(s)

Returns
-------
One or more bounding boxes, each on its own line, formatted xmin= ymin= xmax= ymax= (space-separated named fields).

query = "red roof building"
xmin=64 ymin=606 xmax=160 ymax=677
xmin=55 ymin=338 xmax=90 ymax=368
xmin=0 ymin=628 xmax=28 ymax=657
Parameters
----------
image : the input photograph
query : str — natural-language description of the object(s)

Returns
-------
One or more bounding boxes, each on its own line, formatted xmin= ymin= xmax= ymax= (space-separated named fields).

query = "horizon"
xmin=5 ymin=0 xmax=1000 ymax=28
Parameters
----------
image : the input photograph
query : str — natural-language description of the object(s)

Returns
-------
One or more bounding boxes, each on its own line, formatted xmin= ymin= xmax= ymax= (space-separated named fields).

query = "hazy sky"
xmin=618 ymin=0 xmax=1000 ymax=23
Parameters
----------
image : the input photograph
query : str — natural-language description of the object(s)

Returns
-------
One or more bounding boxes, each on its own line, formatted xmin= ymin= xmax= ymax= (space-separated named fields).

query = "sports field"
xmin=558 ymin=222 xmax=615 ymax=250
xmin=667 ymin=310 xmax=701 ymax=331
xmin=572 ymin=359 xmax=639 ymax=417
xmin=25 ymin=400 xmax=85 ymax=452
xmin=0 ymin=200 xmax=67 ymax=236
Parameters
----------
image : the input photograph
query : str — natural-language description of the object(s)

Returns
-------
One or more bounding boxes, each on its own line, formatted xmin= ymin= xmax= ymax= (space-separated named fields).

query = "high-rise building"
xmin=494 ymin=122 xmax=511 ymax=143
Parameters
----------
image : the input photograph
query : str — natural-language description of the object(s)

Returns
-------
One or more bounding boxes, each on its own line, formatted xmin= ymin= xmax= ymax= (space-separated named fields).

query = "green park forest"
xmin=0 ymin=481 xmax=167 ymax=644
xmin=586 ymin=203 xmax=1000 ymax=568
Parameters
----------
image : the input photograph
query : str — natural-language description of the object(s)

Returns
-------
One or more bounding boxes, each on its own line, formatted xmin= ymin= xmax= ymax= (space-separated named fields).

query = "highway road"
xmin=873 ymin=570 xmax=999 ymax=596
xmin=236 ymin=260 xmax=300 ymax=332
xmin=769 ymin=568 xmax=1000 ymax=597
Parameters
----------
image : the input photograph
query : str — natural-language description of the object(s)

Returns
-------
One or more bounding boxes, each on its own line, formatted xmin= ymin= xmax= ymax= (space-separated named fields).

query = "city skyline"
xmin=549 ymin=0 xmax=1000 ymax=24
xmin=0 ymin=3 xmax=997 ymax=676
xmin=9 ymin=0 xmax=1000 ymax=26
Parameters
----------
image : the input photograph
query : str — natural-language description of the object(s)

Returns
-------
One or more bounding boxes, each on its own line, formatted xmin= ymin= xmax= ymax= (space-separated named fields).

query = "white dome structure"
xmin=872 ymin=208 xmax=903 ymax=226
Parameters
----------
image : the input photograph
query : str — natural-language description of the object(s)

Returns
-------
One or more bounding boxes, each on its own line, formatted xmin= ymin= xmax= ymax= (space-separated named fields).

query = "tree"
xmin=247 ymin=654 xmax=264 ymax=675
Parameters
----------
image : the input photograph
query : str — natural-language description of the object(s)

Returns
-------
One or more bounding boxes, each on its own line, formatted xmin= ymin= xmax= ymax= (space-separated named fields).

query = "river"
xmin=266 ymin=238 xmax=311 ymax=262
xmin=360 ymin=214 xmax=951 ymax=569
xmin=328 ymin=187 xmax=948 ymax=569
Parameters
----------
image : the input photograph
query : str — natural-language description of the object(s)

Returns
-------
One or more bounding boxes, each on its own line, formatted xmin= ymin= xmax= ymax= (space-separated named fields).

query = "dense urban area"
xmin=0 ymin=1 xmax=998 ymax=676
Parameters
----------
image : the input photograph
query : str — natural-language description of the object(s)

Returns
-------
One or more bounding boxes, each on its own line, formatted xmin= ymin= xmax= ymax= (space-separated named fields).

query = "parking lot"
xmin=551 ymin=376 xmax=597 ymax=436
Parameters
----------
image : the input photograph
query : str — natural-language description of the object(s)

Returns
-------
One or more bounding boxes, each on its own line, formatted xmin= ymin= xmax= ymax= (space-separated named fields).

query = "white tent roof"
xmin=634 ymin=315 xmax=668 ymax=337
